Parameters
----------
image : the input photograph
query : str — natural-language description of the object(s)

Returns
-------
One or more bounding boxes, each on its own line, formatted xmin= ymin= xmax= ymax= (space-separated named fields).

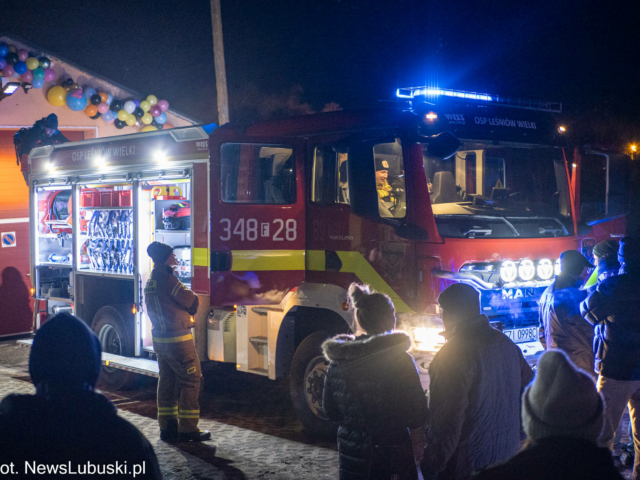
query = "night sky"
xmin=2 ymin=0 xmax=638 ymax=146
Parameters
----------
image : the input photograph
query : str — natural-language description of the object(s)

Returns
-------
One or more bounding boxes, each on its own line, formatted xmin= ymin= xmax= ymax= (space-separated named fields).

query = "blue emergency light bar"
xmin=396 ymin=86 xmax=562 ymax=113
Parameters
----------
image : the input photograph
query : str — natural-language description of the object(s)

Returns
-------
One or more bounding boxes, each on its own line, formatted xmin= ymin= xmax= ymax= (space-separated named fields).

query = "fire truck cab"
xmin=23 ymin=89 xmax=626 ymax=435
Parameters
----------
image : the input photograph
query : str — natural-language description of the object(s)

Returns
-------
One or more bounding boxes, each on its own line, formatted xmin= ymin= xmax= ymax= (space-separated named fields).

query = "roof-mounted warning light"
xmin=396 ymin=86 xmax=562 ymax=113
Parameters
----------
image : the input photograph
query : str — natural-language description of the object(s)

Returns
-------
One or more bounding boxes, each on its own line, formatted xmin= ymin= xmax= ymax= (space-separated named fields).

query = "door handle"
xmin=210 ymin=251 xmax=231 ymax=271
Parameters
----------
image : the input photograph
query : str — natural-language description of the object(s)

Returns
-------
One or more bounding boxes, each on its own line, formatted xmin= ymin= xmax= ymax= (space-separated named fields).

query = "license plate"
xmin=503 ymin=327 xmax=538 ymax=343
xmin=176 ymin=266 xmax=190 ymax=272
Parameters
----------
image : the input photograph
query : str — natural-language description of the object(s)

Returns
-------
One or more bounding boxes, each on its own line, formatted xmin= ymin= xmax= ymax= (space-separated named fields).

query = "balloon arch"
xmin=0 ymin=42 xmax=173 ymax=132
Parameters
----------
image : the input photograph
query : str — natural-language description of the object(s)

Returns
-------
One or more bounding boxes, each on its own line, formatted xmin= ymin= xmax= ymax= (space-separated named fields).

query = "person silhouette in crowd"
xmin=421 ymin=283 xmax=533 ymax=480
xmin=584 ymin=240 xmax=621 ymax=292
xmin=539 ymin=250 xmax=595 ymax=375
xmin=473 ymin=350 xmax=623 ymax=480
xmin=0 ymin=267 xmax=32 ymax=335
xmin=322 ymin=283 xmax=428 ymax=480
xmin=0 ymin=313 xmax=162 ymax=479
xmin=582 ymin=236 xmax=640 ymax=479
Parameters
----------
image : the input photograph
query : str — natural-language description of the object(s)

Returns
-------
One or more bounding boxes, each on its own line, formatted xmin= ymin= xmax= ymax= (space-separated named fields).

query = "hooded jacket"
xmin=322 ymin=331 xmax=428 ymax=480
xmin=0 ymin=390 xmax=161 ymax=479
xmin=144 ymin=264 xmax=199 ymax=338
xmin=539 ymin=275 xmax=594 ymax=374
xmin=421 ymin=314 xmax=534 ymax=480
xmin=581 ymin=269 xmax=640 ymax=380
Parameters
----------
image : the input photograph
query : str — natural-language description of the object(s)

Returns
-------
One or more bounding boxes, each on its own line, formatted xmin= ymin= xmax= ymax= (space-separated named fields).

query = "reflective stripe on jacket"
xmin=144 ymin=264 xmax=198 ymax=338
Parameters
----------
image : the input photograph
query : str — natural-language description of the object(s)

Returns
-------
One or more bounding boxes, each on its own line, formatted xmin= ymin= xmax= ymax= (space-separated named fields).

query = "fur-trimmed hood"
xmin=322 ymin=331 xmax=412 ymax=363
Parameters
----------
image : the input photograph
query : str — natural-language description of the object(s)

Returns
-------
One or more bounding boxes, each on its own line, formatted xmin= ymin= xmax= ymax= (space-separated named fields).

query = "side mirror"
xmin=426 ymin=132 xmax=461 ymax=160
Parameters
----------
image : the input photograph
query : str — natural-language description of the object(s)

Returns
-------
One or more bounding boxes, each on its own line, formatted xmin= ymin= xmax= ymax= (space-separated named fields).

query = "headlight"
xmin=537 ymin=259 xmax=554 ymax=280
xmin=413 ymin=327 xmax=445 ymax=352
xmin=500 ymin=261 xmax=517 ymax=283
xmin=518 ymin=259 xmax=535 ymax=281
xmin=555 ymin=258 xmax=562 ymax=276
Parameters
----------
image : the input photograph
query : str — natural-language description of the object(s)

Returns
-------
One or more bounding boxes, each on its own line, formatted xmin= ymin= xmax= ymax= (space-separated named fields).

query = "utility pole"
xmin=210 ymin=0 xmax=230 ymax=125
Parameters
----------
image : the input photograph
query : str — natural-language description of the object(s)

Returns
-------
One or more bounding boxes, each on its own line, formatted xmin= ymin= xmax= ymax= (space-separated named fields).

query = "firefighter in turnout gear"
xmin=144 ymin=241 xmax=211 ymax=443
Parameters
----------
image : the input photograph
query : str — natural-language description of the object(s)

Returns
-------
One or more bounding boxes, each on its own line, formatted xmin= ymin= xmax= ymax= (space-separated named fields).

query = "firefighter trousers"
xmin=153 ymin=334 xmax=202 ymax=433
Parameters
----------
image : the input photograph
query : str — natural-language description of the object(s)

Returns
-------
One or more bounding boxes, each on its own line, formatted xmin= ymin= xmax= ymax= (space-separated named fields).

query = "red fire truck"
xmin=20 ymin=88 xmax=626 ymax=434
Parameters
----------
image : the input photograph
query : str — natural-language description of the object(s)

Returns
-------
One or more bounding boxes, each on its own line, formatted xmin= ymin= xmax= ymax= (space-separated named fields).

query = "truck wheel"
xmin=290 ymin=331 xmax=337 ymax=438
xmin=92 ymin=305 xmax=140 ymax=390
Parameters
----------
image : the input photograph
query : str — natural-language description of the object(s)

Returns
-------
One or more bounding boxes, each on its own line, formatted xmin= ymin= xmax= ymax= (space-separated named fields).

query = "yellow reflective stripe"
xmin=336 ymin=251 xmax=412 ymax=313
xmin=171 ymin=282 xmax=183 ymax=296
xmin=158 ymin=412 xmax=178 ymax=416
xmin=152 ymin=333 xmax=193 ymax=343
xmin=231 ymin=250 xmax=305 ymax=271
xmin=193 ymin=248 xmax=208 ymax=267
xmin=179 ymin=410 xmax=200 ymax=414
xmin=179 ymin=414 xmax=200 ymax=419
xmin=158 ymin=406 xmax=178 ymax=411
xmin=306 ymin=250 xmax=325 ymax=271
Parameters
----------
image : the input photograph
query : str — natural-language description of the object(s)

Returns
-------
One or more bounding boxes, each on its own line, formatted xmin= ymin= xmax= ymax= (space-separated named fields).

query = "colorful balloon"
xmin=125 ymin=115 xmax=136 ymax=126
xmin=38 ymin=57 xmax=51 ymax=69
xmin=7 ymin=45 xmax=16 ymax=53
xmin=25 ymin=57 xmax=39 ymax=70
xmin=66 ymin=89 xmax=88 ymax=111
xmin=149 ymin=105 xmax=161 ymax=117
xmin=90 ymin=112 xmax=101 ymax=120
xmin=43 ymin=68 xmax=55 ymax=82
xmin=110 ymin=99 xmax=122 ymax=112
xmin=123 ymin=100 xmax=136 ymax=114
xmin=84 ymin=87 xmax=97 ymax=99
xmin=5 ymin=52 xmax=18 ymax=65
xmin=101 ymin=110 xmax=115 ymax=123
xmin=133 ymin=107 xmax=144 ymax=119
xmin=133 ymin=99 xmax=140 ymax=107
xmin=157 ymin=99 xmax=169 ymax=112
xmin=17 ymin=49 xmax=28 ymax=62
xmin=155 ymin=112 xmax=167 ymax=124
xmin=32 ymin=78 xmax=45 ymax=89
xmin=32 ymin=68 xmax=45 ymax=80
xmin=117 ymin=109 xmax=129 ymax=121
xmin=21 ymin=70 xmax=33 ymax=82
xmin=90 ymin=94 xmax=102 ymax=105
xmin=85 ymin=104 xmax=98 ymax=117
xmin=141 ymin=125 xmax=158 ymax=132
xmin=141 ymin=113 xmax=153 ymax=124
xmin=0 ymin=58 xmax=5 ymax=70
xmin=47 ymin=86 xmax=67 ymax=106
xmin=146 ymin=95 xmax=158 ymax=105
xmin=1 ymin=65 xmax=15 ymax=78
xmin=106 ymin=93 xmax=113 ymax=105
xmin=0 ymin=45 xmax=8 ymax=57
xmin=114 ymin=119 xmax=126 ymax=129
xmin=140 ymin=100 xmax=151 ymax=112
xmin=13 ymin=61 xmax=26 ymax=75
xmin=98 ymin=91 xmax=109 ymax=103
xmin=97 ymin=102 xmax=110 ymax=114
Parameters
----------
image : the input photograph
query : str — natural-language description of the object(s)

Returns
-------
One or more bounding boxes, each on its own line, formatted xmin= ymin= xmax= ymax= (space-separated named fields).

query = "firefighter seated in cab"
xmin=144 ymin=241 xmax=211 ymax=443
xmin=375 ymin=157 xmax=405 ymax=218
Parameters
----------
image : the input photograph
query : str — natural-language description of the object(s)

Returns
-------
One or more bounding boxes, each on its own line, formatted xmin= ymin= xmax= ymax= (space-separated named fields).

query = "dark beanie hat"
xmin=147 ymin=241 xmax=173 ymax=264
xmin=593 ymin=240 xmax=620 ymax=274
xmin=438 ymin=283 xmax=480 ymax=322
xmin=560 ymin=250 xmax=594 ymax=276
xmin=375 ymin=157 xmax=390 ymax=172
xmin=44 ymin=113 xmax=58 ymax=129
xmin=618 ymin=236 xmax=640 ymax=265
xmin=29 ymin=313 xmax=102 ymax=390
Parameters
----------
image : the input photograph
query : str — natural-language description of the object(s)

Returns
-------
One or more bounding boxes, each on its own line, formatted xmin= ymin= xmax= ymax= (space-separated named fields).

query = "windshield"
xmin=423 ymin=142 xmax=573 ymax=238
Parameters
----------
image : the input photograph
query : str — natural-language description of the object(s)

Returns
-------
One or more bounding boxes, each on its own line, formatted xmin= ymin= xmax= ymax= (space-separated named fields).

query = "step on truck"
xmin=22 ymin=89 xmax=626 ymax=435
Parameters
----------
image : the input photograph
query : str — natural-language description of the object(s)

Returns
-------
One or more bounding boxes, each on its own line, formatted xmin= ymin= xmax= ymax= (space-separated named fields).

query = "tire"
xmin=92 ymin=305 xmax=141 ymax=390
xmin=290 ymin=331 xmax=338 ymax=438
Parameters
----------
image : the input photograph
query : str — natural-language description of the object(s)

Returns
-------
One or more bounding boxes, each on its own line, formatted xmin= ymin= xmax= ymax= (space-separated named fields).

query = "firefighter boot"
xmin=179 ymin=429 xmax=212 ymax=442
xmin=160 ymin=418 xmax=179 ymax=443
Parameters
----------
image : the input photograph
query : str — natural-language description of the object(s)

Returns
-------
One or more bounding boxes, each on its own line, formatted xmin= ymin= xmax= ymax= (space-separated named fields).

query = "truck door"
xmin=209 ymin=134 xmax=305 ymax=306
